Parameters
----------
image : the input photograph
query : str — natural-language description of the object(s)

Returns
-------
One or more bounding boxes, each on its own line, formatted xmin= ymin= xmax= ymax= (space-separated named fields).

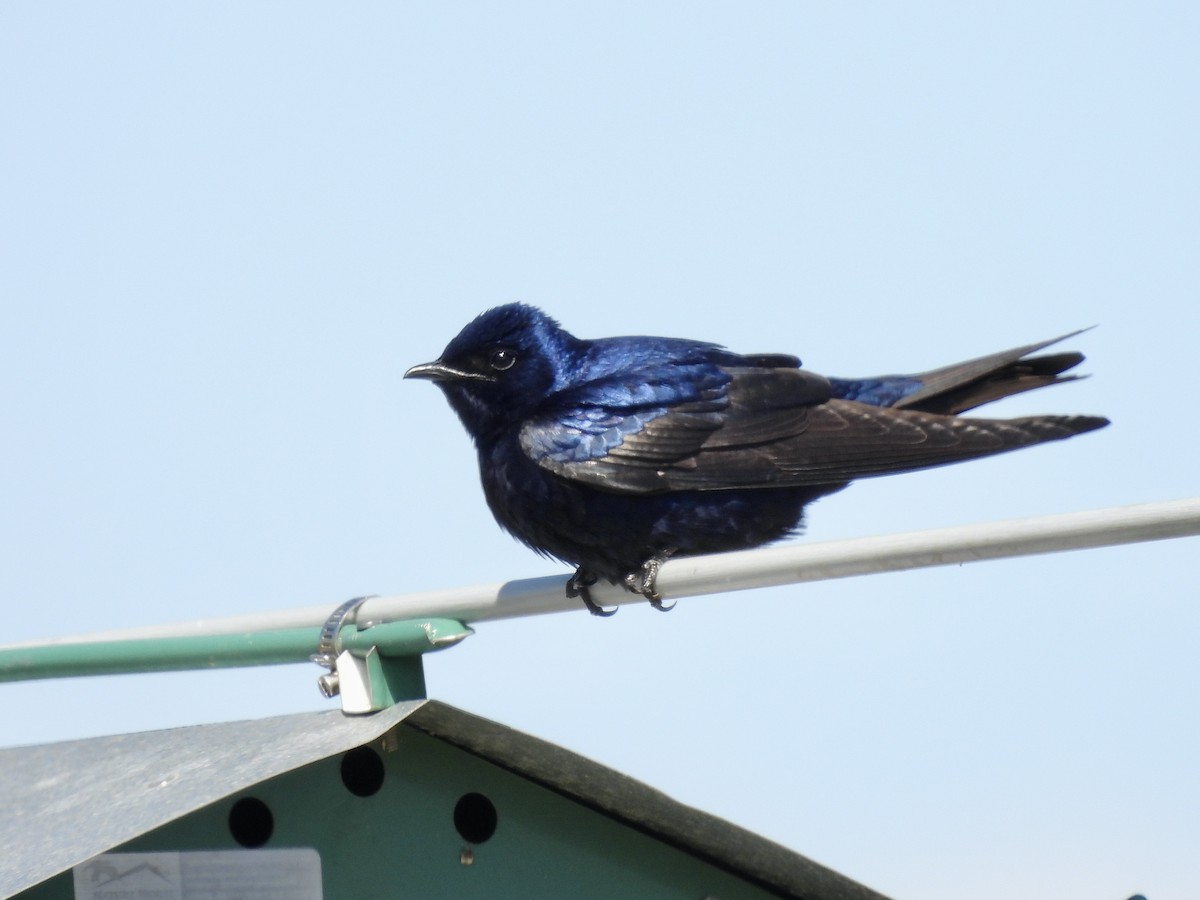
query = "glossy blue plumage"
xmin=829 ymin=376 xmax=923 ymax=407
xmin=406 ymin=304 xmax=1107 ymax=607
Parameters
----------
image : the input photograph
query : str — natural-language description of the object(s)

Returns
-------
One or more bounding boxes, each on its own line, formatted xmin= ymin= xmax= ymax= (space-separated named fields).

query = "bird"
xmin=405 ymin=304 xmax=1108 ymax=615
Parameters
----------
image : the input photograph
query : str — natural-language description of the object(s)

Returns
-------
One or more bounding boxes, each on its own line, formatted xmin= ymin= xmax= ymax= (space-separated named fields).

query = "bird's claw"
xmin=624 ymin=554 xmax=675 ymax=612
xmin=649 ymin=595 xmax=675 ymax=612
xmin=566 ymin=568 xmax=617 ymax=617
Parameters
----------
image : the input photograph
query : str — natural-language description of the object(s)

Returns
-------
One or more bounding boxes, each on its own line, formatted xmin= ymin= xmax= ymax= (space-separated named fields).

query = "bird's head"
xmin=405 ymin=303 xmax=578 ymax=443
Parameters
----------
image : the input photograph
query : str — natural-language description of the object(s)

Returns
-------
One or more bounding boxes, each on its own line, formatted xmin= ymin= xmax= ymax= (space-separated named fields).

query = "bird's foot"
xmin=623 ymin=551 xmax=676 ymax=611
xmin=566 ymin=568 xmax=617 ymax=617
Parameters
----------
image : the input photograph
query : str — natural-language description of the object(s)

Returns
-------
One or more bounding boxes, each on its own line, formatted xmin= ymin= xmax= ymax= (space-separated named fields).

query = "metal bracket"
xmin=310 ymin=598 xmax=471 ymax=713
xmin=311 ymin=595 xmax=374 ymax=705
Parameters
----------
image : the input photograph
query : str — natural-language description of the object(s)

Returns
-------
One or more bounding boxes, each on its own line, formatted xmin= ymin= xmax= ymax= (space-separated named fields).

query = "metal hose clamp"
xmin=312 ymin=595 xmax=375 ymax=697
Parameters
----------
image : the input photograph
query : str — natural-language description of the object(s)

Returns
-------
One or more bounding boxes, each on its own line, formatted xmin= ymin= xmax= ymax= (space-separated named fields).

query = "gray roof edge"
xmin=3 ymin=699 xmax=892 ymax=900
xmin=407 ymin=700 xmax=893 ymax=900
xmin=0 ymin=701 xmax=427 ymax=898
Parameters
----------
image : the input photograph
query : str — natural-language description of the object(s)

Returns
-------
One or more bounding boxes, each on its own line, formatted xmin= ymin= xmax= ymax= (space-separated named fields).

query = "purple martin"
xmin=406 ymin=304 xmax=1107 ymax=615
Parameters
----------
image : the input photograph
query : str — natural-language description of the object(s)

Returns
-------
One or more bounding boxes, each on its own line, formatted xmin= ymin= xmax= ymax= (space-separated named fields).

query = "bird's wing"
xmin=520 ymin=362 xmax=823 ymax=483
xmin=522 ymin=364 xmax=1105 ymax=494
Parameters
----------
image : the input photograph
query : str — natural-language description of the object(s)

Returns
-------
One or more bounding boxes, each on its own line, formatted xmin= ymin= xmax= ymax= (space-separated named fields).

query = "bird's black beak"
xmin=404 ymin=360 xmax=491 ymax=382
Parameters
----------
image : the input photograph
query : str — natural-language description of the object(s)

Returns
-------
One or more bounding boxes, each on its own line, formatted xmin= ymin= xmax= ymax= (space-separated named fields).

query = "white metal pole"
xmin=10 ymin=497 xmax=1199 ymax=649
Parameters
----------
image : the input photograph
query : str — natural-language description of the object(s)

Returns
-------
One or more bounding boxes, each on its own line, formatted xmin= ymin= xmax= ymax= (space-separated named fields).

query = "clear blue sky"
xmin=2 ymin=4 xmax=1197 ymax=898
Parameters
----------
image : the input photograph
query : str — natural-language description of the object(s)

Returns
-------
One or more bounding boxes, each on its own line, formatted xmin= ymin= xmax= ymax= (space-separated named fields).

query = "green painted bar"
xmin=0 ymin=618 xmax=472 ymax=683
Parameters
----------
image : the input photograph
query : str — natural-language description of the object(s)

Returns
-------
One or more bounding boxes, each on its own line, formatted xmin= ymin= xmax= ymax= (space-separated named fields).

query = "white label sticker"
xmin=73 ymin=849 xmax=322 ymax=900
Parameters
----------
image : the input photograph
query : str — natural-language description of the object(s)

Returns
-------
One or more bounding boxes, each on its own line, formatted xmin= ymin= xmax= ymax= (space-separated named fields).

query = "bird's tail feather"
xmin=892 ymin=329 xmax=1093 ymax=415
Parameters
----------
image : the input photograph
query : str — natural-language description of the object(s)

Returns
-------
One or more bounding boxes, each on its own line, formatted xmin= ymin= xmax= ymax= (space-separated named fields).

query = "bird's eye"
xmin=489 ymin=348 xmax=517 ymax=371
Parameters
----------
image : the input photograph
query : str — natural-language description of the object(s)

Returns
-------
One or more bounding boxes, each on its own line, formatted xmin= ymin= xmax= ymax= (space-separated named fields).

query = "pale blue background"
xmin=2 ymin=4 xmax=1197 ymax=898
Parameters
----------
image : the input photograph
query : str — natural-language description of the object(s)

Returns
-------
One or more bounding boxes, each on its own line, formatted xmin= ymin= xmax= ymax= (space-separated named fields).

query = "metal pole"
xmin=4 ymin=498 xmax=1196 ymax=660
